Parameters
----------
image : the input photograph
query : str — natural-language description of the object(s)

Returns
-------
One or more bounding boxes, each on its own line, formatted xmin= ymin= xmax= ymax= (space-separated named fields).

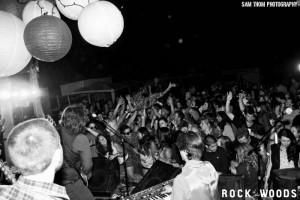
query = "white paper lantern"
xmin=0 ymin=11 xmax=32 ymax=77
xmin=78 ymin=1 xmax=124 ymax=47
xmin=22 ymin=0 xmax=60 ymax=25
xmin=0 ymin=0 xmax=26 ymax=19
xmin=56 ymin=0 xmax=98 ymax=20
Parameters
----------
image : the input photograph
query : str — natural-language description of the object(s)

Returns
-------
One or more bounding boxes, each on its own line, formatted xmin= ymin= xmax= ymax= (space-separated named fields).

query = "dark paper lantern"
xmin=0 ymin=0 xmax=26 ymax=19
xmin=24 ymin=15 xmax=72 ymax=62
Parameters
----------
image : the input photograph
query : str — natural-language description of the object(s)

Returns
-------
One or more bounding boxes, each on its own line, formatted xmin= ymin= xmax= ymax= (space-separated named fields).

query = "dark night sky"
xmin=38 ymin=1 xmax=300 ymax=90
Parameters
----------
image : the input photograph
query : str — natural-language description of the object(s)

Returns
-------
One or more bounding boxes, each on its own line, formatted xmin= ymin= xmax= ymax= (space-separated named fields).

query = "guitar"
xmin=0 ymin=159 xmax=17 ymax=184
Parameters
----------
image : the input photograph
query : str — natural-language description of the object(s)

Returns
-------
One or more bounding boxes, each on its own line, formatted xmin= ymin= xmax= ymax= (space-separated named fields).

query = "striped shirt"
xmin=0 ymin=176 xmax=69 ymax=200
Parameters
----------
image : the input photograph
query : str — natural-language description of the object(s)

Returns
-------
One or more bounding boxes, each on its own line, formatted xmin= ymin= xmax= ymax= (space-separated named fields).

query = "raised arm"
xmin=125 ymin=95 xmax=135 ymax=112
xmin=111 ymin=97 xmax=124 ymax=120
xmin=225 ymin=91 xmax=235 ymax=120
xmin=167 ymin=96 xmax=175 ymax=116
xmin=157 ymin=82 xmax=176 ymax=99
xmin=238 ymin=93 xmax=245 ymax=112
xmin=116 ymin=111 xmax=127 ymax=127
xmin=264 ymin=148 xmax=272 ymax=190
xmin=141 ymin=107 xmax=147 ymax=127
xmin=126 ymin=111 xmax=137 ymax=127
xmin=151 ymin=115 xmax=157 ymax=130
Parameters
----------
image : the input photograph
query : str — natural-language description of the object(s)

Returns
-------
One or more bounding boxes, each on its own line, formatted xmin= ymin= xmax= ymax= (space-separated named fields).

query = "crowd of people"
xmin=1 ymin=77 xmax=300 ymax=200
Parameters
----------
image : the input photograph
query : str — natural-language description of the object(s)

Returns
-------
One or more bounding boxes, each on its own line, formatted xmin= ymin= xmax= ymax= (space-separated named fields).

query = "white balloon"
xmin=0 ymin=11 xmax=31 ymax=77
xmin=56 ymin=0 xmax=98 ymax=20
xmin=78 ymin=1 xmax=124 ymax=47
xmin=22 ymin=0 xmax=60 ymax=25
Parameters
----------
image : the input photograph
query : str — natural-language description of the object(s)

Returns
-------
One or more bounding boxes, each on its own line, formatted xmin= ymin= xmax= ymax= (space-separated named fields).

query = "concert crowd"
xmin=1 ymin=77 xmax=300 ymax=200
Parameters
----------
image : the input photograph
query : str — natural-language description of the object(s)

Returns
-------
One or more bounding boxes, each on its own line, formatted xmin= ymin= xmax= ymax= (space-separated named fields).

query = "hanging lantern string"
xmin=33 ymin=0 xmax=57 ymax=16
xmin=56 ymin=0 xmax=88 ymax=8
xmin=35 ymin=1 xmax=46 ymax=15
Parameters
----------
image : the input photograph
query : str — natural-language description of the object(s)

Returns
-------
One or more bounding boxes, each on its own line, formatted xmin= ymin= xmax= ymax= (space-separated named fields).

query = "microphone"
xmin=285 ymin=108 xmax=293 ymax=115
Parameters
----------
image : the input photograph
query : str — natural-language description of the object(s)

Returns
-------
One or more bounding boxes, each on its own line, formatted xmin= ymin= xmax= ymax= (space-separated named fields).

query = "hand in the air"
xmin=226 ymin=91 xmax=233 ymax=102
xmin=169 ymin=82 xmax=176 ymax=88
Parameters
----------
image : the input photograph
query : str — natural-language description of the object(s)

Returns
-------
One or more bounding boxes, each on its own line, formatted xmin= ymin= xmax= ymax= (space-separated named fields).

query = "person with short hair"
xmin=235 ymin=126 xmax=259 ymax=148
xmin=162 ymin=132 xmax=220 ymax=200
xmin=0 ymin=119 xmax=69 ymax=200
xmin=202 ymin=135 xmax=229 ymax=174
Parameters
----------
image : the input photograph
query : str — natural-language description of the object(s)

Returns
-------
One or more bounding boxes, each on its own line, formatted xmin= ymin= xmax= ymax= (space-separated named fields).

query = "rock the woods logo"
xmin=222 ymin=189 xmax=297 ymax=198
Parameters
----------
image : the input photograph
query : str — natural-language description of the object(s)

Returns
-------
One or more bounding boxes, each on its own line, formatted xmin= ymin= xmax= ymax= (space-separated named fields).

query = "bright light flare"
xmin=0 ymin=88 xmax=41 ymax=101
xmin=20 ymin=90 xmax=29 ymax=98
xmin=0 ymin=91 xmax=11 ymax=100
xmin=12 ymin=91 xmax=18 ymax=97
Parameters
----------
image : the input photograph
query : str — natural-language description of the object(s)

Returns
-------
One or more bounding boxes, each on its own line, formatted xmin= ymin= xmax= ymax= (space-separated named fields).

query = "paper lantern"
xmin=78 ymin=1 xmax=124 ymax=47
xmin=56 ymin=0 xmax=98 ymax=20
xmin=24 ymin=15 xmax=72 ymax=62
xmin=22 ymin=0 xmax=61 ymax=25
xmin=0 ymin=0 xmax=25 ymax=19
xmin=0 ymin=11 xmax=32 ymax=77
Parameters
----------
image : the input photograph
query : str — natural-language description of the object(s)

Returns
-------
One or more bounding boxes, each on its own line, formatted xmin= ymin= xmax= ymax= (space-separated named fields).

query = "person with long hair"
xmin=216 ymin=111 xmax=235 ymax=141
xmin=162 ymin=132 xmax=220 ymax=200
xmin=290 ymin=124 xmax=300 ymax=145
xmin=138 ymin=134 xmax=159 ymax=175
xmin=217 ymin=135 xmax=236 ymax=163
xmin=264 ymin=128 xmax=299 ymax=190
xmin=230 ymin=143 xmax=258 ymax=196
xmin=95 ymin=133 xmax=135 ymax=182
xmin=55 ymin=104 xmax=94 ymax=200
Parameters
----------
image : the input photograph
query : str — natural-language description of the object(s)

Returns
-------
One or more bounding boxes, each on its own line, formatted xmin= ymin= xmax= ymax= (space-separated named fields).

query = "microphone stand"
xmin=249 ymin=114 xmax=284 ymax=200
xmin=93 ymin=116 xmax=144 ymax=197
xmin=121 ymin=138 xmax=129 ymax=196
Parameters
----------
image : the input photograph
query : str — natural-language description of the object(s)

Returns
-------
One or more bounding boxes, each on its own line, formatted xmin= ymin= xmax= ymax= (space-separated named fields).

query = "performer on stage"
xmin=162 ymin=131 xmax=220 ymax=200
xmin=55 ymin=105 xmax=94 ymax=200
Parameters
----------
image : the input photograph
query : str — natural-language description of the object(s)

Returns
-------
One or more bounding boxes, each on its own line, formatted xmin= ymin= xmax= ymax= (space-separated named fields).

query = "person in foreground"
xmin=0 ymin=118 xmax=69 ymax=200
xmin=162 ymin=131 xmax=220 ymax=200
xmin=55 ymin=105 xmax=94 ymax=200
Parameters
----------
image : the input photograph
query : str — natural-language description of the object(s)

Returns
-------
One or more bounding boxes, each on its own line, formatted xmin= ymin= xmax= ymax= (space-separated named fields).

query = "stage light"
xmin=12 ymin=91 xmax=18 ymax=97
xmin=0 ymin=91 xmax=11 ymax=100
xmin=31 ymin=88 xmax=40 ymax=97
xmin=20 ymin=90 xmax=29 ymax=98
xmin=298 ymin=64 xmax=300 ymax=71
xmin=0 ymin=87 xmax=40 ymax=101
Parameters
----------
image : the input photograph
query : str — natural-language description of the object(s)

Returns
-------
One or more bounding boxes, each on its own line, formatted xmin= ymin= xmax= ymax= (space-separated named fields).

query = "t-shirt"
xmin=202 ymin=146 xmax=229 ymax=174
xmin=222 ymin=123 xmax=235 ymax=141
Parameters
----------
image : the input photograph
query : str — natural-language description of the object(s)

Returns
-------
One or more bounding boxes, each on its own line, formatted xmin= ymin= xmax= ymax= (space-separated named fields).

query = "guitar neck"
xmin=0 ymin=159 xmax=16 ymax=184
